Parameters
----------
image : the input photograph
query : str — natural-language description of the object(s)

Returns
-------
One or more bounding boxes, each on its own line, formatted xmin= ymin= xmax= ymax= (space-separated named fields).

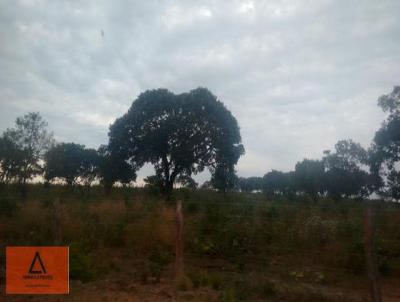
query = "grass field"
xmin=1 ymin=185 xmax=400 ymax=301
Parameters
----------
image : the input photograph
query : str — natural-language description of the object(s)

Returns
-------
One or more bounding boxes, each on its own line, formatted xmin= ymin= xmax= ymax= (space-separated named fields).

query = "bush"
xmin=69 ymin=243 xmax=96 ymax=282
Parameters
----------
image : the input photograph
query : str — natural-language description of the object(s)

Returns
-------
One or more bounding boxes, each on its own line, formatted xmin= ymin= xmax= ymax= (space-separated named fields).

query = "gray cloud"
xmin=1 ymin=0 xmax=400 ymax=183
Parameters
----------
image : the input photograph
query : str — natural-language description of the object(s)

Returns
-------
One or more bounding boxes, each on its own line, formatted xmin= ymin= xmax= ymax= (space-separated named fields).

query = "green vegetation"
xmin=1 ymin=87 xmax=400 ymax=300
xmin=0 ymin=185 xmax=399 ymax=300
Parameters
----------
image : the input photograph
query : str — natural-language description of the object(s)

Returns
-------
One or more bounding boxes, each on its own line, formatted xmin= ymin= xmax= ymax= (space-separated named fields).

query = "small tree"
xmin=44 ymin=143 xmax=86 ymax=186
xmin=0 ymin=112 xmax=54 ymax=185
xmin=323 ymin=139 xmax=372 ymax=199
xmin=294 ymin=159 xmax=325 ymax=198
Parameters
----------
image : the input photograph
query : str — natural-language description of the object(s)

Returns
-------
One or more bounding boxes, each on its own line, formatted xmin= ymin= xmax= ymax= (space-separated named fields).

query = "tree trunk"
xmin=175 ymin=199 xmax=184 ymax=281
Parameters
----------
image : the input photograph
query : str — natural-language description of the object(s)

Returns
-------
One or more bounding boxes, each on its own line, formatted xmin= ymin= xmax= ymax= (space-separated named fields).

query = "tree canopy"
xmin=0 ymin=112 xmax=54 ymax=185
xmin=97 ymin=144 xmax=136 ymax=193
xmin=294 ymin=159 xmax=325 ymax=198
xmin=370 ymin=86 xmax=400 ymax=200
xmin=323 ymin=140 xmax=372 ymax=199
xmin=262 ymin=170 xmax=293 ymax=196
xmin=45 ymin=143 xmax=97 ymax=186
xmin=3 ymin=86 xmax=400 ymax=202
xmin=109 ymin=87 xmax=244 ymax=195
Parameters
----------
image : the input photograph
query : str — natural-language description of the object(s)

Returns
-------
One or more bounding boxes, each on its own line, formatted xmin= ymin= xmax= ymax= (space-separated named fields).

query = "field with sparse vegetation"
xmin=1 ymin=185 xmax=400 ymax=301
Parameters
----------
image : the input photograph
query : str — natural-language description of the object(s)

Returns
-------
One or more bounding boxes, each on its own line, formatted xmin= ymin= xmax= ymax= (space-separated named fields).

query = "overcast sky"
xmin=1 ymin=0 xmax=399 ymax=183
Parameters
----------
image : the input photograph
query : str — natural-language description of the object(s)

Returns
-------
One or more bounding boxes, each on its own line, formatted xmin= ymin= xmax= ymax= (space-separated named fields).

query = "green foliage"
xmin=108 ymin=87 xmax=244 ymax=194
xmin=370 ymin=86 xmax=400 ymax=200
xmin=0 ymin=112 xmax=54 ymax=184
xmin=238 ymin=176 xmax=263 ymax=192
xmin=44 ymin=142 xmax=89 ymax=185
xmin=263 ymin=170 xmax=294 ymax=196
xmin=1 ymin=185 xmax=400 ymax=294
xmin=97 ymin=144 xmax=136 ymax=194
xmin=140 ymin=245 xmax=172 ymax=284
xmin=144 ymin=175 xmax=163 ymax=195
xmin=69 ymin=243 xmax=96 ymax=282
xmin=323 ymin=140 xmax=372 ymax=199
xmin=294 ymin=159 xmax=325 ymax=197
xmin=189 ymin=213 xmax=253 ymax=258
xmin=44 ymin=143 xmax=103 ymax=187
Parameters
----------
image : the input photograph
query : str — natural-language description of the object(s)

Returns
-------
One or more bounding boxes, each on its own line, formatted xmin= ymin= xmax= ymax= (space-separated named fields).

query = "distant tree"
xmin=262 ymin=170 xmax=292 ymax=196
xmin=97 ymin=144 xmax=136 ymax=193
xmin=0 ymin=136 xmax=25 ymax=184
xmin=238 ymin=177 xmax=249 ymax=192
xmin=79 ymin=148 xmax=100 ymax=187
xmin=294 ymin=159 xmax=325 ymax=198
xmin=108 ymin=87 xmax=244 ymax=196
xmin=210 ymin=163 xmax=239 ymax=193
xmin=44 ymin=143 xmax=87 ymax=186
xmin=0 ymin=112 xmax=54 ymax=185
xmin=323 ymin=139 xmax=372 ymax=199
xmin=370 ymin=86 xmax=400 ymax=200
xmin=238 ymin=176 xmax=263 ymax=192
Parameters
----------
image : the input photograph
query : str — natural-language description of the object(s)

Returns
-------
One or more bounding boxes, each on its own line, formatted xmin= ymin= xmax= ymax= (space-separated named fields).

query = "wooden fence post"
xmin=175 ymin=199 xmax=184 ymax=281
xmin=52 ymin=198 xmax=62 ymax=245
xmin=363 ymin=205 xmax=382 ymax=302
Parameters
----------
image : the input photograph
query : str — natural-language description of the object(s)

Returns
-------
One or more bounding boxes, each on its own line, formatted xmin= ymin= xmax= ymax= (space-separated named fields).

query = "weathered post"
xmin=175 ymin=199 xmax=184 ymax=282
xmin=52 ymin=198 xmax=62 ymax=245
xmin=363 ymin=205 xmax=382 ymax=302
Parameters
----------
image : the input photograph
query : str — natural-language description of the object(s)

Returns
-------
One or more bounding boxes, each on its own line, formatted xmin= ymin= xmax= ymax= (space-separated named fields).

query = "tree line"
xmin=1 ymin=86 xmax=400 ymax=201
xmin=238 ymin=86 xmax=400 ymax=201
xmin=238 ymin=140 xmax=372 ymax=200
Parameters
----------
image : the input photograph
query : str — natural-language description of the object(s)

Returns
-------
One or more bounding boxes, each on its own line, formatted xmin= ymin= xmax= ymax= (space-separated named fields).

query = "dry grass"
xmin=1 ymin=185 xmax=400 ymax=301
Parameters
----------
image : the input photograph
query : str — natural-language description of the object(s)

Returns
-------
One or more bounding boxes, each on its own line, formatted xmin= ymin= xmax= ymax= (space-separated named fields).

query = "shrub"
xmin=69 ymin=243 xmax=96 ymax=282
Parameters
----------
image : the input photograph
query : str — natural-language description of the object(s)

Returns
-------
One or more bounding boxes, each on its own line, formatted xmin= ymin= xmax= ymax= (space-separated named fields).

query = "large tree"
xmin=370 ymin=86 xmax=400 ymax=200
xmin=323 ymin=139 xmax=372 ymax=199
xmin=108 ymin=87 xmax=244 ymax=195
xmin=0 ymin=112 xmax=54 ymax=185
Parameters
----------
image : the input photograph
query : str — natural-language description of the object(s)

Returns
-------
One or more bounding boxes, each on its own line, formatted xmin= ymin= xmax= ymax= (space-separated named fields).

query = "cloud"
xmin=1 ymin=0 xmax=400 ymax=183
